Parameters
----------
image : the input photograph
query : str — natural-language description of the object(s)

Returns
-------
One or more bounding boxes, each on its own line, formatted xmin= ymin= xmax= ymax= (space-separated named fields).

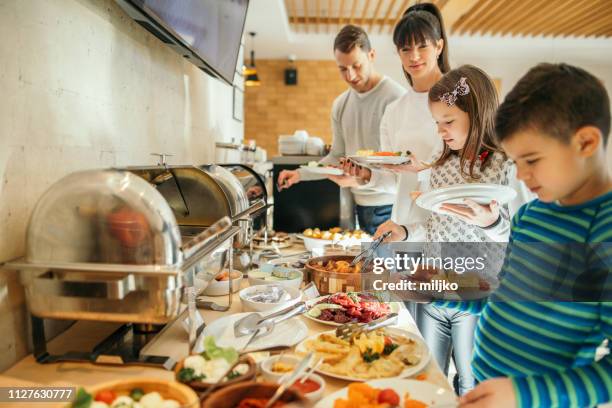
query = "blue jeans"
xmin=355 ymin=204 xmax=392 ymax=235
xmin=417 ymin=303 xmax=477 ymax=395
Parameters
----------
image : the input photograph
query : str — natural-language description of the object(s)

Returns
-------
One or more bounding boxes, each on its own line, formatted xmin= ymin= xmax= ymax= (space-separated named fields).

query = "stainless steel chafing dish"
xmin=10 ymin=169 xmax=240 ymax=325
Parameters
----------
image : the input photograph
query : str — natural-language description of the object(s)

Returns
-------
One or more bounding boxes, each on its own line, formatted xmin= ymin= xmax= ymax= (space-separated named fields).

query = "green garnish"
xmin=202 ymin=336 xmax=238 ymax=364
xmin=72 ymin=388 xmax=92 ymax=408
xmin=383 ymin=343 xmax=399 ymax=355
xmin=129 ymin=388 xmax=145 ymax=401
xmin=347 ymin=292 xmax=361 ymax=304
xmin=227 ymin=370 xmax=241 ymax=380
xmin=177 ymin=367 xmax=206 ymax=382
xmin=363 ymin=348 xmax=381 ymax=363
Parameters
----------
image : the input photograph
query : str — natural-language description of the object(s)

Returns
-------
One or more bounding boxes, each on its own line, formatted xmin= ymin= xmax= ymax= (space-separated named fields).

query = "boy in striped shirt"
xmin=448 ymin=64 xmax=611 ymax=407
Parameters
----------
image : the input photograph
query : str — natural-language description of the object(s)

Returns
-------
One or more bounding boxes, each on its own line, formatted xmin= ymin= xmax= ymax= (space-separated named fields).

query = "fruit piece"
xmin=94 ymin=390 xmax=116 ymax=405
xmin=378 ymin=389 xmax=400 ymax=405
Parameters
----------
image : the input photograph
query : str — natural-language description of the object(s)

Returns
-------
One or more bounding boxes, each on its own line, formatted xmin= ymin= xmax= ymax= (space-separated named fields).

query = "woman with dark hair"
xmin=361 ymin=2 xmax=450 ymax=237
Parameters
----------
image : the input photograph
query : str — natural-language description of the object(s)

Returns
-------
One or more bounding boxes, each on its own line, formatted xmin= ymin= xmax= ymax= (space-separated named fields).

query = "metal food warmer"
xmin=5 ymin=163 xmax=267 ymax=368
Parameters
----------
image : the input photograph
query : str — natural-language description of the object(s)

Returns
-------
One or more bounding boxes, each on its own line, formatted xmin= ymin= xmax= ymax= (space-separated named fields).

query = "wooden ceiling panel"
xmin=283 ymin=0 xmax=612 ymax=38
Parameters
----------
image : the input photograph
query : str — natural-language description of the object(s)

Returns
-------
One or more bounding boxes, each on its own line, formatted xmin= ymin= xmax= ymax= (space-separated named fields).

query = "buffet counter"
xmin=1 ymin=240 xmax=452 ymax=406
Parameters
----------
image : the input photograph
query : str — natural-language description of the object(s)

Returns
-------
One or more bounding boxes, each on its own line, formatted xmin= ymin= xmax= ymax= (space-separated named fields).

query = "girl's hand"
xmin=459 ymin=378 xmax=517 ymax=408
xmin=439 ymin=199 xmax=500 ymax=228
xmin=374 ymin=220 xmax=406 ymax=242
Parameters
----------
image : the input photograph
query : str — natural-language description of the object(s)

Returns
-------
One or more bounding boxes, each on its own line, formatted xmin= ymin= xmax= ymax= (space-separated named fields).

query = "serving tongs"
xmin=350 ymin=230 xmax=391 ymax=269
xmin=264 ymin=352 xmax=314 ymax=408
xmin=335 ymin=312 xmax=398 ymax=341
xmin=233 ymin=301 xmax=308 ymax=338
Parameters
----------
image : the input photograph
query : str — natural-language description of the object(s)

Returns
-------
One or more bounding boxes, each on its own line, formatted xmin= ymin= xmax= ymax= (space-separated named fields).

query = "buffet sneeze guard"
xmin=4 ymin=167 xmax=250 ymax=369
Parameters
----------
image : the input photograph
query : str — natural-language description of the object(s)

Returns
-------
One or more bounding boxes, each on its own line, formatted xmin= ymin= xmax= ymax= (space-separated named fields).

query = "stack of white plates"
xmin=305 ymin=137 xmax=324 ymax=155
xmin=279 ymin=134 xmax=306 ymax=155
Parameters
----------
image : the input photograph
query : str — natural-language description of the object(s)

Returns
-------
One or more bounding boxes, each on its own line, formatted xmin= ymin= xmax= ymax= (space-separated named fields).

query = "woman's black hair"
xmin=393 ymin=2 xmax=450 ymax=85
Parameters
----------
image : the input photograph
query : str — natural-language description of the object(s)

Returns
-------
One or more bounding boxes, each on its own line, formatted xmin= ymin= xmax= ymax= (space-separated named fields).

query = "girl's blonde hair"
xmin=428 ymin=65 xmax=503 ymax=180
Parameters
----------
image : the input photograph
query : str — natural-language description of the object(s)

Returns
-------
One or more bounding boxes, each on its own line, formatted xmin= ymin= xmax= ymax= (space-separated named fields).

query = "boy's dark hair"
xmin=334 ymin=25 xmax=372 ymax=54
xmin=495 ymin=63 xmax=610 ymax=146
xmin=429 ymin=65 xmax=503 ymax=180
xmin=393 ymin=2 xmax=450 ymax=86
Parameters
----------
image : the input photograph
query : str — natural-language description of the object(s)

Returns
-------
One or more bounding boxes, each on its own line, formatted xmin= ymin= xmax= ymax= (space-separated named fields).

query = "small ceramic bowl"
xmin=201 ymin=381 xmax=306 ymax=408
xmin=247 ymin=267 xmax=303 ymax=289
xmin=260 ymin=354 xmax=302 ymax=382
xmin=238 ymin=284 xmax=301 ymax=312
xmin=174 ymin=355 xmax=256 ymax=392
xmin=201 ymin=269 xmax=243 ymax=296
xmin=291 ymin=373 xmax=326 ymax=403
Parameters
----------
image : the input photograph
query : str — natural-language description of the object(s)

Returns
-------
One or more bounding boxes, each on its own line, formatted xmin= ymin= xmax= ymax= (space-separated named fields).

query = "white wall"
xmin=0 ymin=0 xmax=242 ymax=370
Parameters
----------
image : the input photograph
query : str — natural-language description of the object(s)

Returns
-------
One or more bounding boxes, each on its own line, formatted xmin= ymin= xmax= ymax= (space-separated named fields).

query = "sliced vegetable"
xmin=94 ymin=390 xmax=116 ymax=405
xmin=72 ymin=388 xmax=93 ymax=408
xmin=378 ymin=388 xmax=400 ymax=405
xmin=307 ymin=303 xmax=344 ymax=317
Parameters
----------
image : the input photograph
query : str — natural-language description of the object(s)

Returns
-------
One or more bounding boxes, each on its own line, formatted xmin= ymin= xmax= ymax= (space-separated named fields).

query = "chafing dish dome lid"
xmin=26 ymin=170 xmax=182 ymax=266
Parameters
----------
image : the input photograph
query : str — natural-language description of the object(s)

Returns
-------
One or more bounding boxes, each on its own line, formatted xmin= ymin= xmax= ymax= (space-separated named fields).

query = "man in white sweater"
xmin=277 ymin=25 xmax=405 ymax=234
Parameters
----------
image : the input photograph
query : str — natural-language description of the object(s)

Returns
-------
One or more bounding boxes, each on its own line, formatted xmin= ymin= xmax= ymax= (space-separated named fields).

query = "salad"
xmin=71 ymin=387 xmax=180 ymax=408
xmin=307 ymin=292 xmax=390 ymax=324
xmin=177 ymin=336 xmax=248 ymax=383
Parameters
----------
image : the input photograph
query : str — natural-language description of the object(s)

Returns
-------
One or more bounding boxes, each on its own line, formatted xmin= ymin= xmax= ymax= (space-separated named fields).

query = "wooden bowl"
xmin=174 ymin=355 xmax=257 ymax=392
xmin=306 ymin=255 xmax=388 ymax=295
xmin=201 ymin=381 xmax=308 ymax=408
xmin=87 ymin=378 xmax=198 ymax=407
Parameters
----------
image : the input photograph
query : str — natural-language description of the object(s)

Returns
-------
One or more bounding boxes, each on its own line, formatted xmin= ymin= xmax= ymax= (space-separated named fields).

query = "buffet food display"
xmin=296 ymin=328 xmax=427 ymax=381
xmin=306 ymin=292 xmax=392 ymax=325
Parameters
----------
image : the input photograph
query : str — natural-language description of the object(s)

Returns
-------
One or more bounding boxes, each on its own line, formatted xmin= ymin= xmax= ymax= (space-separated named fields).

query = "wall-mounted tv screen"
xmin=116 ymin=0 xmax=249 ymax=85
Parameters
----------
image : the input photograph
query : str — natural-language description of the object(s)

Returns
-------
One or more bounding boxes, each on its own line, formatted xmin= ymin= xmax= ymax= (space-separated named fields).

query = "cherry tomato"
xmin=94 ymin=390 xmax=116 ymax=405
xmin=377 ymin=388 xmax=400 ymax=406
xmin=384 ymin=336 xmax=393 ymax=346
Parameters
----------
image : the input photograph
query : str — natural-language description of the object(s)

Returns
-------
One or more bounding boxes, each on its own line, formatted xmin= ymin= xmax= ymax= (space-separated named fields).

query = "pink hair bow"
xmin=440 ymin=77 xmax=470 ymax=107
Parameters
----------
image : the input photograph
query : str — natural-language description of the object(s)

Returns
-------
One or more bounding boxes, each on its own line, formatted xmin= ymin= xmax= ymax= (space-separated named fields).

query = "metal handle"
xmin=32 ymin=272 xmax=136 ymax=300
xmin=363 ymin=312 xmax=398 ymax=332
xmin=257 ymin=301 xmax=307 ymax=327
xmin=180 ymin=216 xmax=232 ymax=252
xmin=231 ymin=199 xmax=266 ymax=222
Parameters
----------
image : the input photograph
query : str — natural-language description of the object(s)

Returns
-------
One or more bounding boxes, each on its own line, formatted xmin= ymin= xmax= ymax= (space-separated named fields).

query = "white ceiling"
xmin=243 ymin=0 xmax=612 ymax=65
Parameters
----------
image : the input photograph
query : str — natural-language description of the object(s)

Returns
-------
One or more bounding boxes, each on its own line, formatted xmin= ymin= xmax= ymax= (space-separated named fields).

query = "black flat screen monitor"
xmin=120 ymin=0 xmax=249 ymax=85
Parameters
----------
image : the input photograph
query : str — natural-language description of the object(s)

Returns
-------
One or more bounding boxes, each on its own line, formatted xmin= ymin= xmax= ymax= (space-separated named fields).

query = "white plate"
xmin=349 ymin=155 xmax=410 ymax=165
xmin=314 ymin=378 xmax=457 ymax=408
xmin=303 ymin=296 xmax=400 ymax=327
xmin=416 ymin=183 xmax=517 ymax=214
xmin=197 ymin=312 xmax=308 ymax=353
xmin=299 ymin=165 xmax=344 ymax=176
xmin=295 ymin=327 xmax=430 ymax=382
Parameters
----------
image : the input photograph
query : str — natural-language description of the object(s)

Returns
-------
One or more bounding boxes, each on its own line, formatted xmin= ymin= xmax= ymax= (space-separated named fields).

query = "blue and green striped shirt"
xmin=440 ymin=191 xmax=612 ymax=407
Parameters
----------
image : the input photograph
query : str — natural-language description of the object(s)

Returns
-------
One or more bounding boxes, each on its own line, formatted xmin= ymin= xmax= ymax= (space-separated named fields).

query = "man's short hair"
xmin=495 ymin=63 xmax=611 ymax=146
xmin=333 ymin=24 xmax=372 ymax=54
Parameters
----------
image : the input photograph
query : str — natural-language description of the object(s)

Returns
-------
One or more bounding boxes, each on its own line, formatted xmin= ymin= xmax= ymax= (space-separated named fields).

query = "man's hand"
xmin=439 ymin=199 xmax=500 ymax=228
xmin=328 ymin=158 xmax=371 ymax=186
xmin=277 ymin=170 xmax=301 ymax=191
xmin=459 ymin=378 xmax=517 ymax=408
xmin=374 ymin=220 xmax=406 ymax=242
xmin=380 ymin=153 xmax=430 ymax=173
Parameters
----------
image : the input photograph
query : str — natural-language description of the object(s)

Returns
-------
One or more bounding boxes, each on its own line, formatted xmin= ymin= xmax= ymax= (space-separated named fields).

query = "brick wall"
xmin=244 ymin=60 xmax=348 ymax=156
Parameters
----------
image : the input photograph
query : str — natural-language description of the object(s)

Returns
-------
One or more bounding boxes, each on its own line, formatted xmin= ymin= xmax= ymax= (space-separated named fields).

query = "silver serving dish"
xmin=9 ymin=169 xmax=240 ymax=325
